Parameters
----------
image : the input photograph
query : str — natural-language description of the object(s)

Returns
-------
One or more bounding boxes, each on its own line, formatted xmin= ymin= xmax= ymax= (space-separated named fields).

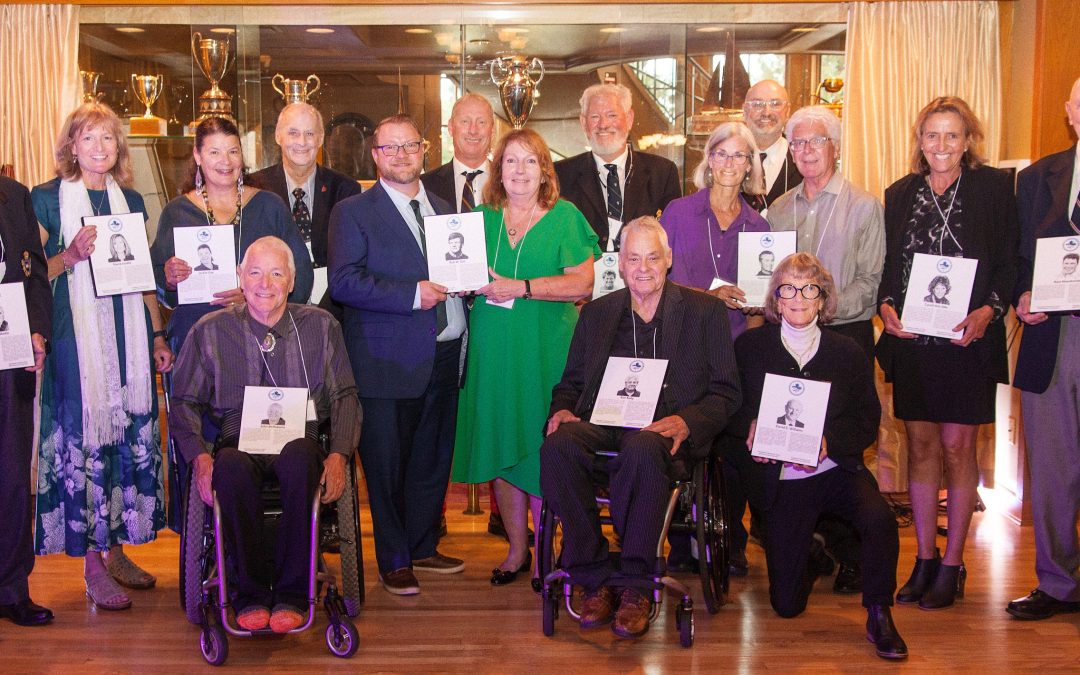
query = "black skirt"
xmin=885 ymin=339 xmax=996 ymax=425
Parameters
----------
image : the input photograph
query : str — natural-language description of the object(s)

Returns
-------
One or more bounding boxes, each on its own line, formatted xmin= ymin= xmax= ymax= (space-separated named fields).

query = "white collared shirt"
xmin=380 ymin=178 xmax=466 ymax=341
xmin=760 ymin=136 xmax=790 ymax=195
xmin=452 ymin=157 xmax=490 ymax=212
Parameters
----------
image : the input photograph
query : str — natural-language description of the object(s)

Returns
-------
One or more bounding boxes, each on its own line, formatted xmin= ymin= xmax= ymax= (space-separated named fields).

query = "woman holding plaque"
xmin=150 ymin=115 xmax=313 ymax=353
xmin=452 ymin=128 xmax=600 ymax=587
xmin=31 ymin=102 xmax=173 ymax=611
xmin=876 ymin=97 xmax=1018 ymax=610
xmin=731 ymin=252 xmax=906 ymax=660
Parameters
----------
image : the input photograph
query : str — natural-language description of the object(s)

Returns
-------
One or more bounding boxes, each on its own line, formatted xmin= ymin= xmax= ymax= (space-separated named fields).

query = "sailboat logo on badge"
xmin=936 ymin=258 xmax=953 ymax=273
xmin=760 ymin=234 xmax=774 ymax=248
xmin=788 ymin=380 xmax=805 ymax=396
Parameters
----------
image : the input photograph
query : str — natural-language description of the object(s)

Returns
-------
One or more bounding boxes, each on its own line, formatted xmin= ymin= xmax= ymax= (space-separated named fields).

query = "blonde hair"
xmin=54 ymin=102 xmax=133 ymax=186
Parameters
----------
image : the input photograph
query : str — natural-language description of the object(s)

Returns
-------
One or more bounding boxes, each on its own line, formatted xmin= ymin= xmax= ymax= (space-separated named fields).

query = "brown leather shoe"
xmin=612 ymin=588 xmax=651 ymax=638
xmin=379 ymin=567 xmax=420 ymax=596
xmin=579 ymin=586 xmax=615 ymax=629
xmin=413 ymin=552 xmax=465 ymax=574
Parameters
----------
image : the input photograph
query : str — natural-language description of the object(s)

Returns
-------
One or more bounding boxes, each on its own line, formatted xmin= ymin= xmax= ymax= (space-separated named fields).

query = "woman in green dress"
xmin=33 ymin=103 xmax=173 ymax=611
xmin=453 ymin=128 xmax=599 ymax=586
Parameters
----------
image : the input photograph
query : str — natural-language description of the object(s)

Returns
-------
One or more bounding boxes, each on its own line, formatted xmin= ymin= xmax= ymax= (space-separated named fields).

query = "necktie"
xmin=1071 ymin=186 xmax=1080 ymax=235
xmin=410 ymin=199 xmax=448 ymax=334
xmin=605 ymin=163 xmax=622 ymax=222
xmin=461 ymin=170 xmax=482 ymax=213
xmin=292 ymin=187 xmax=312 ymax=242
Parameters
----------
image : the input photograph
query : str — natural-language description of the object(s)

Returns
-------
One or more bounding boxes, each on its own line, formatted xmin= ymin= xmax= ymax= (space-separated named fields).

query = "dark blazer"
xmin=420 ymin=160 xmax=458 ymax=210
xmin=756 ymin=154 xmax=804 ymax=212
xmin=249 ymin=162 xmax=362 ymax=267
xmin=328 ymin=181 xmax=454 ymax=399
xmin=1014 ymin=147 xmax=1077 ymax=393
xmin=0 ymin=176 xmax=52 ymax=390
xmin=554 ymin=149 xmax=682 ymax=251
xmin=731 ymin=324 xmax=880 ymax=504
xmin=876 ymin=166 xmax=1019 ymax=385
xmin=548 ymin=280 xmax=741 ymax=460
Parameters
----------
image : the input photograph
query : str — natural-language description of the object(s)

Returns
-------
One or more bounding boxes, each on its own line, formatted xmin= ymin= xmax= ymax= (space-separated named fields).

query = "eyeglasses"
xmin=709 ymin=150 xmax=751 ymax=166
xmin=375 ymin=140 xmax=428 ymax=156
xmin=776 ymin=283 xmax=823 ymax=300
xmin=745 ymin=99 xmax=787 ymax=111
xmin=789 ymin=136 xmax=831 ymax=151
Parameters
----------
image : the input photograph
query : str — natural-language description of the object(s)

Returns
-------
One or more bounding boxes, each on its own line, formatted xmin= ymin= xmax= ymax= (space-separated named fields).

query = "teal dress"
xmin=32 ymin=178 xmax=165 ymax=556
xmin=452 ymin=200 xmax=600 ymax=495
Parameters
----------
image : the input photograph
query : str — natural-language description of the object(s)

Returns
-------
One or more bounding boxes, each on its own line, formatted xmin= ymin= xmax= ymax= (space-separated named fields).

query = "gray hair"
xmin=239 ymin=236 xmax=296 ymax=278
xmin=692 ymin=121 xmax=765 ymax=194
xmin=785 ymin=105 xmax=842 ymax=155
xmin=277 ymin=103 xmax=325 ymax=136
xmin=619 ymin=215 xmax=671 ymax=255
xmin=579 ymin=83 xmax=633 ymax=117
xmin=762 ymin=252 xmax=838 ymax=324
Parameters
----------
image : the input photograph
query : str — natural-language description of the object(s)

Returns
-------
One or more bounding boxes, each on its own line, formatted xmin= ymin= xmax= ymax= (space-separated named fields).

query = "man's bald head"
xmin=1067 ymin=76 xmax=1080 ymax=139
xmin=743 ymin=80 xmax=791 ymax=150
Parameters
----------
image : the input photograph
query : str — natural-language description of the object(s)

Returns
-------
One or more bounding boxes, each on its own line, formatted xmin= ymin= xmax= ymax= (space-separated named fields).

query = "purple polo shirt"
xmin=660 ymin=189 xmax=770 ymax=338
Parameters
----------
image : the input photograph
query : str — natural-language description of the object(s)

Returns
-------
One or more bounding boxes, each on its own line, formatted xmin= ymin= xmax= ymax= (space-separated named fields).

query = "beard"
xmin=380 ymin=161 xmax=422 ymax=185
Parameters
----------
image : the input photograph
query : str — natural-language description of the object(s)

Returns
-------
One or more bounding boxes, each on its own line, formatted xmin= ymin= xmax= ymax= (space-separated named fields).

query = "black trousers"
xmin=0 ymin=370 xmax=35 ymax=604
xmin=358 ymin=338 xmax=460 ymax=574
xmin=765 ymin=467 xmax=898 ymax=617
xmin=540 ymin=421 xmax=675 ymax=591
xmin=826 ymin=319 xmax=875 ymax=363
xmin=213 ymin=439 xmax=321 ymax=611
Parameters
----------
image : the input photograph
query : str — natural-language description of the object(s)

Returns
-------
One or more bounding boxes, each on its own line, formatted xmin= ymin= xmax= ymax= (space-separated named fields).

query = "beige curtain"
xmin=842 ymin=1 xmax=1001 ymax=200
xmin=0 ymin=4 xmax=80 ymax=187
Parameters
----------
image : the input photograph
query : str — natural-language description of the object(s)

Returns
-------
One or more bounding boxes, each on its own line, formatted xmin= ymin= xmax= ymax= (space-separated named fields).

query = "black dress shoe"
xmin=0 ymin=598 xmax=54 ymax=626
xmin=918 ymin=563 xmax=965 ymax=610
xmin=896 ymin=548 xmax=940 ymax=604
xmin=491 ymin=551 xmax=532 ymax=586
xmin=1007 ymin=589 xmax=1080 ymax=621
xmin=728 ymin=548 xmax=749 ymax=577
xmin=531 ymin=577 xmax=543 ymax=594
xmin=866 ymin=604 xmax=908 ymax=660
xmin=833 ymin=562 xmax=862 ymax=594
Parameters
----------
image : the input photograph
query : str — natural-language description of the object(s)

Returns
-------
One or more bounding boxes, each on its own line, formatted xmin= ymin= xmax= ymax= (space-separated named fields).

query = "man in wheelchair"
xmin=170 ymin=236 xmax=361 ymax=633
xmin=540 ymin=217 xmax=741 ymax=638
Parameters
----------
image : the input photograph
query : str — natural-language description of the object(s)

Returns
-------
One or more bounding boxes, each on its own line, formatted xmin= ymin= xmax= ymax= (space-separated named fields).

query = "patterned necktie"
xmin=410 ymin=199 xmax=448 ymax=334
xmin=461 ymin=170 xmax=482 ymax=213
xmin=605 ymin=163 xmax=622 ymax=222
xmin=292 ymin=187 xmax=312 ymax=242
xmin=1071 ymin=186 xmax=1080 ymax=235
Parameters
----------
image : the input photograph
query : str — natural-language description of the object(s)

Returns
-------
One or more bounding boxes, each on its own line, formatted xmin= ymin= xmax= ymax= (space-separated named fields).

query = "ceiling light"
xmin=599 ymin=27 xmax=626 ymax=34
xmin=210 ymin=28 xmax=235 ymax=35
xmin=695 ymin=27 xmax=724 ymax=33
xmin=115 ymin=27 xmax=145 ymax=33
xmin=306 ymin=28 xmax=335 ymax=34
xmin=791 ymin=26 xmax=819 ymax=33
xmin=405 ymin=28 xmax=432 ymax=34
xmin=468 ymin=38 xmax=491 ymax=46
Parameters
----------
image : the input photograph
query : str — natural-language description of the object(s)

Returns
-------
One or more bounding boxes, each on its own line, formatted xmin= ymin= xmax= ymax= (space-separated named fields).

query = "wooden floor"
xmin=6 ymin=487 xmax=1079 ymax=673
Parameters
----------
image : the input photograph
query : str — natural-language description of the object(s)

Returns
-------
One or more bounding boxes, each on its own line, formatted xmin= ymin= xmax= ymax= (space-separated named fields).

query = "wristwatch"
xmin=522 ymin=279 xmax=532 ymax=299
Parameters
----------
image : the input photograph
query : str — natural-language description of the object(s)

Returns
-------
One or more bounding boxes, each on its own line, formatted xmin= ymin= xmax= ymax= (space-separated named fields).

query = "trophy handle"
xmin=307 ymin=75 xmax=321 ymax=98
xmin=191 ymin=32 xmax=202 ymax=62
xmin=530 ymin=58 xmax=545 ymax=85
xmin=130 ymin=73 xmax=139 ymax=97
xmin=272 ymin=73 xmax=286 ymax=99
xmin=155 ymin=74 xmax=163 ymax=95
xmin=489 ymin=58 xmax=507 ymax=86
xmin=220 ymin=38 xmax=232 ymax=85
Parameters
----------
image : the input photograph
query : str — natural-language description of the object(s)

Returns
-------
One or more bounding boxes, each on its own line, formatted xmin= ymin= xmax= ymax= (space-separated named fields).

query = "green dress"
xmin=452 ymin=200 xmax=600 ymax=496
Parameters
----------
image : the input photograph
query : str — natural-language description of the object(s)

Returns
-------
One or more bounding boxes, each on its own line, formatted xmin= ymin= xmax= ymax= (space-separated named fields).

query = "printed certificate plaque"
xmin=425 ymin=212 xmax=489 ymax=293
xmin=1029 ymin=235 xmax=1080 ymax=312
xmin=901 ymin=253 xmax=977 ymax=339
xmin=0 ymin=282 xmax=34 ymax=370
xmin=175 ymin=225 xmax=238 ymax=305
xmin=238 ymin=386 xmax=308 ymax=455
xmin=738 ymin=231 xmax=796 ymax=307
xmin=751 ymin=374 xmax=831 ymax=467
xmin=84 ymin=212 xmax=155 ymax=296
xmin=589 ymin=356 xmax=669 ymax=429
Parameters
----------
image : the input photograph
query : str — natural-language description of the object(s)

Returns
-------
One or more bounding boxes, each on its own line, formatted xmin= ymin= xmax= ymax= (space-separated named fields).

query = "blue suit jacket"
xmin=1014 ymin=147 xmax=1077 ymax=393
xmin=328 ymin=181 xmax=453 ymax=399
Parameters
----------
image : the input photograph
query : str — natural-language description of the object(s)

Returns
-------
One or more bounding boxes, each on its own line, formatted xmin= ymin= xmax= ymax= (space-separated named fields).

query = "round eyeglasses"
xmin=776 ymin=283 xmax=823 ymax=300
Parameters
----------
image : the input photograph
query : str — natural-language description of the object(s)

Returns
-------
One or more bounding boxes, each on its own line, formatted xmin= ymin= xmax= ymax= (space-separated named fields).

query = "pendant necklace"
xmin=507 ymin=201 xmax=538 ymax=239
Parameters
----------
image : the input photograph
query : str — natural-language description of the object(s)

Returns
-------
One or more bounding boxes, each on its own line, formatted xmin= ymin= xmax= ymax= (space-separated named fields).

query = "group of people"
xmin=1 ymin=73 xmax=1078 ymax=664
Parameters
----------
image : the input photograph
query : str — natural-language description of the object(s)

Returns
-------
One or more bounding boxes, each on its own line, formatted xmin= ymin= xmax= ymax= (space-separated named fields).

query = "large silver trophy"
xmin=272 ymin=73 xmax=321 ymax=105
xmin=490 ymin=55 xmax=545 ymax=128
xmin=130 ymin=74 xmax=167 ymax=135
xmin=191 ymin=32 xmax=234 ymax=124
xmin=80 ymin=70 xmax=102 ymax=103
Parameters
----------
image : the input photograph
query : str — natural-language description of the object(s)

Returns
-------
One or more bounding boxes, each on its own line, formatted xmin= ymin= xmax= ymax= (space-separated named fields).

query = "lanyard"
xmin=706 ymin=204 xmax=748 ymax=281
xmin=630 ymin=307 xmax=658 ymax=359
xmin=793 ymin=182 xmax=844 ymax=258
xmin=927 ymin=172 xmax=962 ymax=255
xmin=253 ymin=311 xmax=311 ymax=395
xmin=492 ymin=203 xmax=537 ymax=280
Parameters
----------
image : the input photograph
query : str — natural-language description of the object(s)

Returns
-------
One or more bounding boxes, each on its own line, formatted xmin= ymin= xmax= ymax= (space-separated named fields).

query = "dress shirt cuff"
xmin=413 ymin=283 xmax=422 ymax=310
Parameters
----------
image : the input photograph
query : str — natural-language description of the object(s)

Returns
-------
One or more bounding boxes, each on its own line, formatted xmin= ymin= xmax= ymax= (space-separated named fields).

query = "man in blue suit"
xmin=329 ymin=114 xmax=466 ymax=596
xmin=1008 ymin=76 xmax=1080 ymax=622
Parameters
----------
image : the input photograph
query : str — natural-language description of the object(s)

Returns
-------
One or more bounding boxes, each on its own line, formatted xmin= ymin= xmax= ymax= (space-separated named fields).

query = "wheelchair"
xmin=536 ymin=448 xmax=730 ymax=648
xmin=177 ymin=432 xmax=365 ymax=666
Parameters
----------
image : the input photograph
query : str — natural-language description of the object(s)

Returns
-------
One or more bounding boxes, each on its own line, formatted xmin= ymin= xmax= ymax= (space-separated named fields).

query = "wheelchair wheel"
xmin=181 ymin=474 xmax=209 ymax=625
xmin=336 ymin=457 xmax=364 ymax=616
xmin=542 ymin=588 xmax=558 ymax=637
xmin=326 ymin=617 xmax=360 ymax=658
xmin=200 ymin=624 xmax=229 ymax=666
xmin=676 ymin=601 xmax=694 ymax=648
xmin=536 ymin=501 xmax=559 ymax=587
xmin=695 ymin=455 xmax=730 ymax=614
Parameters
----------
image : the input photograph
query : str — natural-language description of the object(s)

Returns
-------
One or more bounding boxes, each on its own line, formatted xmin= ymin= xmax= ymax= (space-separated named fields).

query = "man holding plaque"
xmin=539 ymin=217 xmax=740 ymax=639
xmin=169 ymin=236 xmax=360 ymax=633
xmin=1008 ymin=76 xmax=1080 ymax=622
xmin=0 ymin=176 xmax=53 ymax=627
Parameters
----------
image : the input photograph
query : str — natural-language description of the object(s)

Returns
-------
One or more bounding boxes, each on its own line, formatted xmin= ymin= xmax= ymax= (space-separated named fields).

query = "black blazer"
xmin=554 ymin=149 xmax=682 ymax=251
xmin=1014 ymin=147 xmax=1077 ymax=393
xmin=0 ymin=176 xmax=52 ymax=390
xmin=548 ymin=281 xmax=741 ymax=460
xmin=421 ymin=161 xmax=458 ymax=210
xmin=876 ymin=166 xmax=1019 ymax=385
xmin=248 ymin=163 xmax=362 ymax=267
xmin=763 ymin=155 xmax=804 ymax=210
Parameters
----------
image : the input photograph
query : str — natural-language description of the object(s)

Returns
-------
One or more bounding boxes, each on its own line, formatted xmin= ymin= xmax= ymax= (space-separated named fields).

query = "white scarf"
xmin=58 ymin=177 xmax=152 ymax=451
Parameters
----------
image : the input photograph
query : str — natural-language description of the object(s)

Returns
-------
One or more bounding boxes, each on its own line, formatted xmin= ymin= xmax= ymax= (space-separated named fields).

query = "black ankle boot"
xmin=896 ymin=548 xmax=940 ymax=604
xmin=918 ymin=562 xmax=966 ymax=610
xmin=866 ymin=604 xmax=908 ymax=660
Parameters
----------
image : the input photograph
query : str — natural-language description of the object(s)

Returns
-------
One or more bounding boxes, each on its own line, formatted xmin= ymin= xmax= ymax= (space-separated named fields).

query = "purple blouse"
xmin=660 ymin=189 xmax=770 ymax=337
